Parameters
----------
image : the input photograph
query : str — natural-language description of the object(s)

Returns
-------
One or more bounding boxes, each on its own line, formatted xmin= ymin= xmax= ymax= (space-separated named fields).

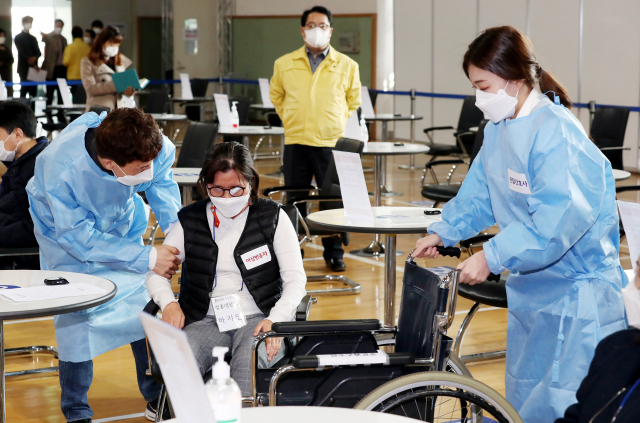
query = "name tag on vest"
xmin=508 ymin=168 xmax=532 ymax=194
xmin=241 ymin=245 xmax=272 ymax=270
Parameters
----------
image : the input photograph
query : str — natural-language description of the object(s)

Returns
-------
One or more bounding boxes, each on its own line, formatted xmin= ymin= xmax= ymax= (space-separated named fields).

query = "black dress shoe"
xmin=326 ymin=258 xmax=346 ymax=272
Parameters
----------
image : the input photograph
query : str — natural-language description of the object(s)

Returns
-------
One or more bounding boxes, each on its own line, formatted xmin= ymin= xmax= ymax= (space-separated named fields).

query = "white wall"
xmin=235 ymin=0 xmax=377 ymax=16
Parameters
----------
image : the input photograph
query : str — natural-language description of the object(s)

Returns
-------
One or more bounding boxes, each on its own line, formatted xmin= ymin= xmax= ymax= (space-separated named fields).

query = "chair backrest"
xmin=282 ymin=204 xmax=299 ymax=234
xmin=469 ymin=120 xmax=489 ymax=164
xmin=145 ymin=90 xmax=169 ymax=114
xmin=590 ymin=106 xmax=630 ymax=170
xmin=368 ymin=89 xmax=378 ymax=108
xmin=228 ymin=95 xmax=252 ymax=125
xmin=73 ymin=84 xmax=87 ymax=104
xmin=89 ymin=105 xmax=111 ymax=115
xmin=176 ymin=122 xmax=219 ymax=168
xmin=319 ymin=137 xmax=365 ymax=196
xmin=265 ymin=112 xmax=282 ymax=128
xmin=190 ymin=79 xmax=209 ymax=97
xmin=456 ymin=96 xmax=484 ymax=132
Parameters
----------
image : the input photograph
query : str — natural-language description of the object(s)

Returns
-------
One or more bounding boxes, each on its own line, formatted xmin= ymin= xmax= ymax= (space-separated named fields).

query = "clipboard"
xmin=111 ymin=69 xmax=149 ymax=93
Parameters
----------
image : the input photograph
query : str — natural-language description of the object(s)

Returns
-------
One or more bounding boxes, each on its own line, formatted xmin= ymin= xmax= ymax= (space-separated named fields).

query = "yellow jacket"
xmin=270 ymin=46 xmax=361 ymax=147
xmin=63 ymin=38 xmax=91 ymax=80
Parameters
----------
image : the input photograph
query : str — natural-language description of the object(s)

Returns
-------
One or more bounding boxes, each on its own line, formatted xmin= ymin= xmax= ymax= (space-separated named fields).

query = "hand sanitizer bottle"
xmin=360 ymin=116 xmax=369 ymax=145
xmin=205 ymin=347 xmax=242 ymax=423
xmin=230 ymin=101 xmax=240 ymax=131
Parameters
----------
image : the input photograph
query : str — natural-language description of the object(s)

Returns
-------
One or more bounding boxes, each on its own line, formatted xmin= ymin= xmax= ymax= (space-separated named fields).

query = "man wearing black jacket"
xmin=0 ymin=101 xmax=48 ymax=269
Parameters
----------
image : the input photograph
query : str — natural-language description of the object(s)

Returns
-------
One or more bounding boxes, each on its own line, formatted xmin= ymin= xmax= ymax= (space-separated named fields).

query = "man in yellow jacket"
xmin=270 ymin=6 xmax=361 ymax=271
xmin=63 ymin=26 xmax=90 ymax=97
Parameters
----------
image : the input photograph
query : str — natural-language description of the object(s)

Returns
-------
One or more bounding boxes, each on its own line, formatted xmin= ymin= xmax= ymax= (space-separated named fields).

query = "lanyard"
xmin=611 ymin=378 xmax=640 ymax=423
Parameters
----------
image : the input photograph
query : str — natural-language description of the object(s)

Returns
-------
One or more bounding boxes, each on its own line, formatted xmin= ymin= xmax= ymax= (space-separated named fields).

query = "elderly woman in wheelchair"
xmin=144 ymin=141 xmax=307 ymax=396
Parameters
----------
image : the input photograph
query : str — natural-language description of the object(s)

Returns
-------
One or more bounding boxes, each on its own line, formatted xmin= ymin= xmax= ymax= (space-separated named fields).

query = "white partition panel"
xmin=477 ymin=0 xmax=527 ymax=34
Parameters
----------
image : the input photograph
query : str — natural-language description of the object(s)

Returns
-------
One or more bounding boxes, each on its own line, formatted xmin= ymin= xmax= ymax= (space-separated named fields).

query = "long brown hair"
xmin=197 ymin=142 xmax=260 ymax=201
xmin=463 ymin=26 xmax=571 ymax=108
xmin=88 ymin=25 xmax=123 ymax=66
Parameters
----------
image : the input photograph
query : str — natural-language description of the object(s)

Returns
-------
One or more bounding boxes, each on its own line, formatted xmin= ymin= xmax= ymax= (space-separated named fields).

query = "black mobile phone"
xmin=424 ymin=209 xmax=441 ymax=215
xmin=394 ymin=142 xmax=404 ymax=146
xmin=44 ymin=277 xmax=69 ymax=285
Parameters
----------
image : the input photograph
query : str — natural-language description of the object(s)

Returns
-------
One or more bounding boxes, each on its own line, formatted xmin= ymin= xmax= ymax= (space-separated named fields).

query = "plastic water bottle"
xmin=230 ymin=101 xmax=240 ymax=132
xmin=360 ymin=116 xmax=369 ymax=145
xmin=205 ymin=346 xmax=242 ymax=423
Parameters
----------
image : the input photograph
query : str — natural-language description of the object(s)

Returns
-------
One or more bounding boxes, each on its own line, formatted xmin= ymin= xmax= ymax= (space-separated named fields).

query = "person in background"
xmin=80 ymin=25 xmax=134 ymax=112
xmin=41 ymin=19 xmax=68 ymax=114
xmin=91 ymin=20 xmax=103 ymax=36
xmin=83 ymin=29 xmax=95 ymax=45
xmin=14 ymin=16 xmax=41 ymax=98
xmin=0 ymin=28 xmax=14 ymax=97
xmin=0 ymin=101 xmax=48 ymax=271
xmin=270 ymin=5 xmax=361 ymax=272
xmin=63 ymin=26 xmax=90 ymax=96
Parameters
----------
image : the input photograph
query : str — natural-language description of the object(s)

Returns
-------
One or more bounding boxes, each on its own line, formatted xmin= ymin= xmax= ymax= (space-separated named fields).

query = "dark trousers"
xmin=283 ymin=143 xmax=343 ymax=260
xmin=46 ymin=65 xmax=67 ymax=117
xmin=20 ymin=81 xmax=37 ymax=99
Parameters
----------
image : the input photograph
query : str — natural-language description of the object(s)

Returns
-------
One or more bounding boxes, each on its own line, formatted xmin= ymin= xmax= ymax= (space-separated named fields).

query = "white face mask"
xmin=304 ymin=27 xmax=330 ymax=49
xmin=103 ymin=45 xmax=119 ymax=58
xmin=0 ymin=37 xmax=5 ymax=45
xmin=209 ymin=192 xmax=251 ymax=219
xmin=53 ymin=27 xmax=62 ymax=35
xmin=622 ymin=280 xmax=640 ymax=330
xmin=114 ymin=162 xmax=154 ymax=186
xmin=83 ymin=37 xmax=92 ymax=44
xmin=93 ymin=27 xmax=102 ymax=35
xmin=475 ymin=81 xmax=519 ymax=123
xmin=23 ymin=23 xmax=32 ymax=31
xmin=0 ymin=131 xmax=18 ymax=162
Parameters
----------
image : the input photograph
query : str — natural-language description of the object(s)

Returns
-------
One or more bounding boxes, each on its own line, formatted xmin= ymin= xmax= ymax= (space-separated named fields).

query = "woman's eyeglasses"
xmin=207 ymin=186 xmax=246 ymax=197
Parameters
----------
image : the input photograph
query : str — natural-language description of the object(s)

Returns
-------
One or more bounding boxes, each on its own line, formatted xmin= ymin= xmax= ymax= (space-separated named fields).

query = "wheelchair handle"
xmin=435 ymin=246 xmax=461 ymax=258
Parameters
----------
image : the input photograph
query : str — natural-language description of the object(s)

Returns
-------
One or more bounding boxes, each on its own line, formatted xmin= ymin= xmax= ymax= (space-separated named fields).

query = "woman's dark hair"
xmin=95 ymin=108 xmax=162 ymax=166
xmin=301 ymin=6 xmax=333 ymax=27
xmin=88 ymin=25 xmax=123 ymax=66
xmin=71 ymin=26 xmax=83 ymax=39
xmin=463 ymin=26 xmax=571 ymax=108
xmin=91 ymin=20 xmax=104 ymax=29
xmin=198 ymin=142 xmax=260 ymax=201
xmin=0 ymin=101 xmax=38 ymax=138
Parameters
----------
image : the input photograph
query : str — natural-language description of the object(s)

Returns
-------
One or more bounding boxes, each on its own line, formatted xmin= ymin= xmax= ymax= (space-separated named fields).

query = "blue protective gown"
xmin=428 ymin=96 xmax=627 ymax=422
xmin=26 ymin=112 xmax=181 ymax=363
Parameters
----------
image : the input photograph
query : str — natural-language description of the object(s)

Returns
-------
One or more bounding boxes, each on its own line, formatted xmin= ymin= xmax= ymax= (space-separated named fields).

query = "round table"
xmin=150 ymin=113 xmax=188 ymax=122
xmin=613 ymin=169 xmax=632 ymax=181
xmin=352 ymin=143 xmax=431 ymax=257
xmin=307 ymin=206 xmax=442 ymax=326
xmin=0 ymin=270 xmax=116 ymax=423
xmin=45 ymin=104 xmax=86 ymax=111
xmin=172 ymin=167 xmax=201 ymax=207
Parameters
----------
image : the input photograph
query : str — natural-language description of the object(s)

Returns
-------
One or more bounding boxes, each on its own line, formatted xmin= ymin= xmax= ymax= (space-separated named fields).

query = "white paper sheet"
xmin=180 ymin=73 xmax=193 ymax=100
xmin=332 ymin=150 xmax=374 ymax=226
xmin=258 ymin=78 xmax=274 ymax=108
xmin=0 ymin=283 xmax=107 ymax=302
xmin=0 ymin=77 xmax=6 ymax=101
xmin=56 ymin=78 xmax=73 ymax=106
xmin=139 ymin=312 xmax=215 ymax=422
xmin=360 ymin=86 xmax=375 ymax=119
xmin=27 ymin=67 xmax=47 ymax=82
xmin=618 ymin=200 xmax=640 ymax=272
xmin=214 ymin=93 xmax=233 ymax=130
xmin=344 ymin=112 xmax=368 ymax=142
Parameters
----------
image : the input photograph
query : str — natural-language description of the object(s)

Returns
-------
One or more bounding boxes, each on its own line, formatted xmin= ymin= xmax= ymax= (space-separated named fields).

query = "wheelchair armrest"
xmin=291 ymin=352 xmax=415 ymax=369
xmin=296 ymin=295 xmax=316 ymax=321
xmin=261 ymin=185 xmax=316 ymax=197
xmin=0 ymin=247 xmax=39 ymax=257
xmin=459 ymin=234 xmax=495 ymax=248
xmin=272 ymin=319 xmax=381 ymax=334
xmin=143 ymin=299 xmax=161 ymax=316
xmin=424 ymin=159 xmax=466 ymax=170
xmin=453 ymin=130 xmax=475 ymax=137
xmin=286 ymin=195 xmax=343 ymax=206
xmin=423 ymin=126 xmax=454 ymax=134
xmin=616 ymin=185 xmax=640 ymax=194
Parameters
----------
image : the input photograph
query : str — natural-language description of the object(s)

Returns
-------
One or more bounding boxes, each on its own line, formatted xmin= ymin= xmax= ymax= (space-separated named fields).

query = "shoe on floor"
xmin=326 ymin=258 xmax=346 ymax=272
xmin=146 ymin=399 xmax=172 ymax=421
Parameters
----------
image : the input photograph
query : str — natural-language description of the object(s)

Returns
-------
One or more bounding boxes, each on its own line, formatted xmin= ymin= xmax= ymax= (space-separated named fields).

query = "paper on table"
xmin=27 ymin=67 xmax=47 ymax=82
xmin=214 ymin=93 xmax=233 ymax=130
xmin=56 ymin=78 xmax=73 ymax=106
xmin=258 ymin=78 xmax=274 ymax=108
xmin=0 ymin=76 xmax=6 ymax=101
xmin=139 ymin=312 xmax=215 ymax=422
xmin=0 ymin=283 xmax=107 ymax=302
xmin=618 ymin=200 xmax=640 ymax=272
xmin=360 ymin=86 xmax=375 ymax=119
xmin=180 ymin=73 xmax=193 ymax=100
xmin=344 ymin=111 xmax=367 ymax=142
xmin=332 ymin=150 xmax=374 ymax=226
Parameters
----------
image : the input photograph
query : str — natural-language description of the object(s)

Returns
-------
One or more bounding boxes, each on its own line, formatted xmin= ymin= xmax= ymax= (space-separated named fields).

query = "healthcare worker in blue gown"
xmin=413 ymin=26 xmax=627 ymax=423
xmin=27 ymin=108 xmax=182 ymax=423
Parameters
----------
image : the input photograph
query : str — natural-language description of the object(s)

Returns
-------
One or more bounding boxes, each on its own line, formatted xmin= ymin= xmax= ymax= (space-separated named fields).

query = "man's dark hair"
xmin=0 ymin=28 xmax=5 ymax=36
xmin=55 ymin=19 xmax=64 ymax=26
xmin=301 ymin=6 xmax=332 ymax=27
xmin=22 ymin=16 xmax=33 ymax=24
xmin=71 ymin=26 xmax=83 ymax=39
xmin=85 ymin=29 xmax=96 ymax=39
xmin=0 ymin=101 xmax=38 ymax=139
xmin=198 ymin=142 xmax=260 ymax=201
xmin=95 ymin=108 xmax=163 ymax=166
xmin=91 ymin=20 xmax=104 ymax=28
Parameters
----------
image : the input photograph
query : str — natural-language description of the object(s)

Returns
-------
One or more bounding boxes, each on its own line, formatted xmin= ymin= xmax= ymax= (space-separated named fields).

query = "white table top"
xmin=0 ymin=270 xmax=116 ymax=320
xmin=250 ymin=103 xmax=276 ymax=110
xmin=165 ymin=406 xmax=417 ymax=423
xmin=218 ymin=125 xmax=284 ymax=136
xmin=171 ymin=97 xmax=215 ymax=102
xmin=364 ymin=114 xmax=423 ymax=122
xmin=307 ymin=206 xmax=443 ymax=235
xmin=363 ymin=142 xmax=430 ymax=156
xmin=46 ymin=104 xmax=86 ymax=110
xmin=150 ymin=113 xmax=188 ymax=121
xmin=613 ymin=169 xmax=632 ymax=181
xmin=173 ymin=167 xmax=201 ymax=185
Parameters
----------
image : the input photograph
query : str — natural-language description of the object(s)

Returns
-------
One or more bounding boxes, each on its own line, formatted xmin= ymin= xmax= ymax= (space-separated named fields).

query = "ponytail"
xmin=537 ymin=68 xmax=571 ymax=108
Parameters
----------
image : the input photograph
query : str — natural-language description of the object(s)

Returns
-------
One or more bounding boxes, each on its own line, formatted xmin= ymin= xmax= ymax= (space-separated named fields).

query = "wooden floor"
xmin=3 ymin=134 xmax=638 ymax=422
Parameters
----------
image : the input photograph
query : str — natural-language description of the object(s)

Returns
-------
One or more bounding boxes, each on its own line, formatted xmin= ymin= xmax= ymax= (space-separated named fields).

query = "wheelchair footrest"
xmin=291 ymin=351 xmax=414 ymax=369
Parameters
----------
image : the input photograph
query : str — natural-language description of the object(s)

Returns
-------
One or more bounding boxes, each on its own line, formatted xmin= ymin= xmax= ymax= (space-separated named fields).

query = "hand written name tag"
xmin=211 ymin=294 xmax=247 ymax=332
xmin=508 ymin=168 xmax=532 ymax=194
xmin=240 ymin=245 xmax=271 ymax=270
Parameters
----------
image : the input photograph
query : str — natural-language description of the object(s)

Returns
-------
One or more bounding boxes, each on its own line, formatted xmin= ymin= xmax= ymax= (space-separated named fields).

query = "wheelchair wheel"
xmin=354 ymin=371 xmax=522 ymax=423
xmin=446 ymin=354 xmax=471 ymax=377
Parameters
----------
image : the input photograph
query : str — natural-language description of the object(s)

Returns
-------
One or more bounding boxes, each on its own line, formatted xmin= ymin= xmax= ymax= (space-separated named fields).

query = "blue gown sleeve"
xmin=139 ymin=136 xmax=181 ymax=232
xmin=427 ymin=155 xmax=496 ymax=247
xmin=482 ymin=123 xmax=608 ymax=274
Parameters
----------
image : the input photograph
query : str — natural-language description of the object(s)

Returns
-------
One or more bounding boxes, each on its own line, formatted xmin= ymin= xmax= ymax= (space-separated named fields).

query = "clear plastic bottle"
xmin=230 ymin=101 xmax=240 ymax=131
xmin=205 ymin=346 xmax=242 ymax=423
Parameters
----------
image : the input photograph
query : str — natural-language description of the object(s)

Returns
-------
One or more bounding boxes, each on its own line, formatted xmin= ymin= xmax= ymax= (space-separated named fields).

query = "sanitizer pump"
xmin=360 ymin=116 xmax=369 ymax=145
xmin=230 ymin=101 xmax=240 ymax=130
xmin=205 ymin=347 xmax=242 ymax=423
